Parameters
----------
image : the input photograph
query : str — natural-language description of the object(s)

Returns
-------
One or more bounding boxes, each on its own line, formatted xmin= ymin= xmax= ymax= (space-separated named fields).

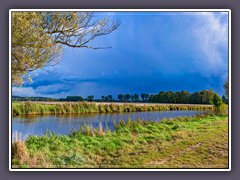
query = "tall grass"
xmin=12 ymin=102 xmax=215 ymax=116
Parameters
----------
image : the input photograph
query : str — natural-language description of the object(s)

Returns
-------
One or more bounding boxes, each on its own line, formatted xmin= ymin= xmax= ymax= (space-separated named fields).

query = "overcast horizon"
xmin=12 ymin=11 xmax=229 ymax=99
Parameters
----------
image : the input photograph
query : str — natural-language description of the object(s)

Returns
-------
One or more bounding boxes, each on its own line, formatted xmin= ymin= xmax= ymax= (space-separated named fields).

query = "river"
xmin=12 ymin=110 xmax=208 ymax=141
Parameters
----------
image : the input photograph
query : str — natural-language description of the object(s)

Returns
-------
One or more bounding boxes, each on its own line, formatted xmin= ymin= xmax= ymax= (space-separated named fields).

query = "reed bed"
xmin=12 ymin=102 xmax=215 ymax=116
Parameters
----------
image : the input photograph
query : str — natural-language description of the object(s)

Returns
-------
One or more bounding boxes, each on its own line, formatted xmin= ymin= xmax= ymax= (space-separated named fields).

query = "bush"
xmin=213 ymin=93 xmax=223 ymax=109
xmin=216 ymin=103 xmax=228 ymax=115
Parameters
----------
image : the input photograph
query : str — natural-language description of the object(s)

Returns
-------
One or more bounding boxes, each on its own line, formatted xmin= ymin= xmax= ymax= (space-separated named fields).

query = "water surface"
xmin=12 ymin=110 xmax=207 ymax=141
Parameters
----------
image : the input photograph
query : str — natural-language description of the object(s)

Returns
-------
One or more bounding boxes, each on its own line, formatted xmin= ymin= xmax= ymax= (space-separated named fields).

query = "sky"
xmin=12 ymin=11 xmax=229 ymax=99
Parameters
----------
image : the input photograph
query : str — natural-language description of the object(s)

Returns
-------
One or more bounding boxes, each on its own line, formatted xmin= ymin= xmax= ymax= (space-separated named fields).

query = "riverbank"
xmin=12 ymin=102 xmax=215 ymax=116
xmin=12 ymin=114 xmax=228 ymax=168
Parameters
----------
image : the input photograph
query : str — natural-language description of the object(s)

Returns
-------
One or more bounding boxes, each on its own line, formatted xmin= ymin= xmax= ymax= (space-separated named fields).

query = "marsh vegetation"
xmin=12 ymin=101 xmax=215 ymax=116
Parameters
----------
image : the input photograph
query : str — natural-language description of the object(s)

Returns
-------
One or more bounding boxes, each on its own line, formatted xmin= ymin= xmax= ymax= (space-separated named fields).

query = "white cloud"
xmin=36 ymin=84 xmax=69 ymax=95
xmin=13 ymin=87 xmax=39 ymax=97
xmin=13 ymin=84 xmax=70 ymax=98
xmin=192 ymin=12 xmax=228 ymax=77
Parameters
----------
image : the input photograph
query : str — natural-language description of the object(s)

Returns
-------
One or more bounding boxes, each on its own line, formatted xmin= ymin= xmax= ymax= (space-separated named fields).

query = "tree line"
xmin=61 ymin=90 xmax=227 ymax=105
xmin=13 ymin=90 xmax=228 ymax=105
xmin=149 ymin=90 xmax=228 ymax=104
xmin=12 ymin=96 xmax=57 ymax=102
xmin=60 ymin=93 xmax=151 ymax=103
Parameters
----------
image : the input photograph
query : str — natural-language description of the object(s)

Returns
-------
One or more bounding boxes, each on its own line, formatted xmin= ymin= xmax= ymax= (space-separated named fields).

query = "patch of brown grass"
xmin=12 ymin=142 xmax=29 ymax=163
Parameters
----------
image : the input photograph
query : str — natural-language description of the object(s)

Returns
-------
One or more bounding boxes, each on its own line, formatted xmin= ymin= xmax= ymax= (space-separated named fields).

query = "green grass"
xmin=12 ymin=114 xmax=228 ymax=168
xmin=12 ymin=102 xmax=215 ymax=116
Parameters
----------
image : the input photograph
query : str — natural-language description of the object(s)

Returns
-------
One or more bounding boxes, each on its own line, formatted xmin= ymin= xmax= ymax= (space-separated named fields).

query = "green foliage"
xmin=222 ymin=95 xmax=228 ymax=104
xmin=108 ymin=95 xmax=114 ymax=102
xmin=87 ymin=96 xmax=94 ymax=102
xmin=216 ymin=103 xmax=228 ymax=115
xmin=117 ymin=94 xmax=124 ymax=101
xmin=12 ymin=12 xmax=61 ymax=85
xmin=12 ymin=96 xmax=57 ymax=102
xmin=224 ymin=78 xmax=229 ymax=98
xmin=65 ymin=96 xmax=84 ymax=102
xmin=123 ymin=94 xmax=131 ymax=102
xmin=149 ymin=90 xmax=217 ymax=104
xmin=213 ymin=93 xmax=223 ymax=109
xmin=141 ymin=93 xmax=150 ymax=102
xmin=13 ymin=90 xmax=221 ymax=104
xmin=223 ymin=78 xmax=229 ymax=104
xmin=12 ymin=102 xmax=215 ymax=116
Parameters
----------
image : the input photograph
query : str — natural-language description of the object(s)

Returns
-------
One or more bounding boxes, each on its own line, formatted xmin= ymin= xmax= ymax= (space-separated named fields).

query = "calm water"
xmin=12 ymin=110 xmax=207 ymax=141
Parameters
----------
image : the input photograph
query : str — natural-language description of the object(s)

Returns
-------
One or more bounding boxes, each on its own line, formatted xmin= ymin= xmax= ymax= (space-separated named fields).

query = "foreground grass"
xmin=12 ymin=102 xmax=214 ymax=116
xmin=12 ymin=114 xmax=228 ymax=168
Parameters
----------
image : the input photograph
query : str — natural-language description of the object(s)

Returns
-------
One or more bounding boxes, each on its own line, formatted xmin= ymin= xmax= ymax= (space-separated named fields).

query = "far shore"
xmin=12 ymin=101 xmax=215 ymax=116
xmin=14 ymin=101 xmax=214 ymax=107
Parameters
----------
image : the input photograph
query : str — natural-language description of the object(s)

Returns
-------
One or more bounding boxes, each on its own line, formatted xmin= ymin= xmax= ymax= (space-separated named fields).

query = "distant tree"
xmin=12 ymin=12 xmax=120 ymax=85
xmin=222 ymin=95 xmax=228 ymax=104
xmin=87 ymin=95 xmax=94 ymax=102
xmin=118 ymin=94 xmax=124 ymax=102
xmin=213 ymin=93 xmax=223 ymax=110
xmin=140 ymin=93 xmax=150 ymax=102
xmin=101 ymin=96 xmax=106 ymax=102
xmin=176 ymin=92 xmax=181 ymax=103
xmin=224 ymin=78 xmax=229 ymax=100
xmin=66 ymin=96 xmax=84 ymax=101
xmin=166 ymin=91 xmax=175 ymax=103
xmin=106 ymin=95 xmax=114 ymax=102
xmin=200 ymin=89 xmax=214 ymax=104
xmin=141 ymin=94 xmax=146 ymax=102
xmin=159 ymin=91 xmax=167 ymax=103
xmin=149 ymin=94 xmax=155 ymax=102
xmin=190 ymin=92 xmax=203 ymax=104
xmin=130 ymin=95 xmax=135 ymax=102
xmin=124 ymin=94 xmax=131 ymax=102
xmin=134 ymin=93 xmax=139 ymax=102
xmin=145 ymin=94 xmax=150 ymax=102
xmin=181 ymin=90 xmax=191 ymax=103
xmin=148 ymin=90 xmax=217 ymax=105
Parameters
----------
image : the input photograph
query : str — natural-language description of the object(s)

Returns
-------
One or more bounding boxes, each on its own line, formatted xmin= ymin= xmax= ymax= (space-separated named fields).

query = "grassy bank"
xmin=12 ymin=114 xmax=228 ymax=168
xmin=12 ymin=102 xmax=215 ymax=116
